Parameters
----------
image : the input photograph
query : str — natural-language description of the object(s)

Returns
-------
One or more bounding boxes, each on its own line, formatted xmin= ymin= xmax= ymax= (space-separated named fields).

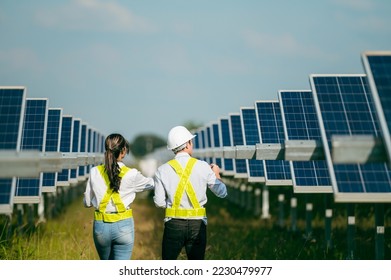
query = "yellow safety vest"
xmin=165 ymin=157 xmax=206 ymax=219
xmin=94 ymin=165 xmax=133 ymax=223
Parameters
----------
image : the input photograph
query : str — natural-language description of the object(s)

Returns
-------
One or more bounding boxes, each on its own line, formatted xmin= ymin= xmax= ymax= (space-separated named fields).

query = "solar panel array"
xmin=362 ymin=52 xmax=391 ymax=165
xmin=311 ymin=74 xmax=391 ymax=202
xmin=279 ymin=90 xmax=332 ymax=192
xmin=14 ymin=98 xmax=48 ymax=204
xmin=0 ymin=87 xmax=105 ymax=214
xmin=240 ymin=107 xmax=265 ymax=182
xmin=229 ymin=113 xmax=248 ymax=179
xmin=42 ymin=108 xmax=63 ymax=192
xmin=255 ymin=101 xmax=292 ymax=186
xmin=191 ymin=50 xmax=391 ymax=203
xmin=219 ymin=117 xmax=235 ymax=175
xmin=0 ymin=87 xmax=26 ymax=213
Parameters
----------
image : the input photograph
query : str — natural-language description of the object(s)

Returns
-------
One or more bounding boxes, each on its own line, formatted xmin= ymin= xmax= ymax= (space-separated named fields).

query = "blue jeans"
xmin=93 ymin=218 xmax=134 ymax=260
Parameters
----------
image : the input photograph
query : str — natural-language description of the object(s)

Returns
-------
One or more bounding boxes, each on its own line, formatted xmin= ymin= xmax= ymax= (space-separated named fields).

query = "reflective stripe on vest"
xmin=165 ymin=157 xmax=206 ymax=219
xmin=94 ymin=165 xmax=133 ymax=222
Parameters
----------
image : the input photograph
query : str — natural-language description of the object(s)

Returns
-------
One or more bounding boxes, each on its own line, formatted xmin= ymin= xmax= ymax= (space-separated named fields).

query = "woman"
xmin=84 ymin=133 xmax=154 ymax=260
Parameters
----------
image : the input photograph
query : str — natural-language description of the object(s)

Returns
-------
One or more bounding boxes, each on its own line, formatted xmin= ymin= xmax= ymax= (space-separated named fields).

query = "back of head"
xmin=104 ymin=133 xmax=129 ymax=192
xmin=166 ymin=126 xmax=196 ymax=153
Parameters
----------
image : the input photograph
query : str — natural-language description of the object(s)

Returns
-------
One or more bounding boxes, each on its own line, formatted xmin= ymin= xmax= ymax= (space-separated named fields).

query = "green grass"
xmin=0 ymin=187 xmax=390 ymax=260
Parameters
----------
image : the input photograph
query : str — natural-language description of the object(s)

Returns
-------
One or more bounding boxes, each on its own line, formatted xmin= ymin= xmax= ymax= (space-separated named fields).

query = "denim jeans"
xmin=93 ymin=217 xmax=134 ymax=260
xmin=162 ymin=219 xmax=206 ymax=260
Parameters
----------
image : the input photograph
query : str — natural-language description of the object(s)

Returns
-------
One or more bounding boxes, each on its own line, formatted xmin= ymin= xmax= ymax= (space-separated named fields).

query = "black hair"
xmin=104 ymin=133 xmax=129 ymax=192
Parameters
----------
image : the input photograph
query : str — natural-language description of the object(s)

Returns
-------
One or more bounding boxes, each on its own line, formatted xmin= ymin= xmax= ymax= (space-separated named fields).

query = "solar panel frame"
xmin=255 ymin=100 xmax=292 ymax=186
xmin=210 ymin=121 xmax=222 ymax=168
xmin=310 ymin=74 xmax=391 ymax=202
xmin=0 ymin=86 xmax=26 ymax=214
xmin=78 ymin=123 xmax=88 ymax=180
xmin=14 ymin=98 xmax=48 ymax=204
xmin=219 ymin=117 xmax=235 ymax=176
xmin=69 ymin=118 xmax=81 ymax=184
xmin=361 ymin=51 xmax=391 ymax=166
xmin=240 ymin=106 xmax=265 ymax=183
xmin=86 ymin=127 xmax=95 ymax=174
xmin=42 ymin=108 xmax=63 ymax=192
xmin=57 ymin=115 xmax=73 ymax=186
xmin=229 ymin=112 xmax=248 ymax=179
xmin=194 ymin=127 xmax=206 ymax=162
xmin=278 ymin=90 xmax=332 ymax=193
xmin=205 ymin=125 xmax=213 ymax=164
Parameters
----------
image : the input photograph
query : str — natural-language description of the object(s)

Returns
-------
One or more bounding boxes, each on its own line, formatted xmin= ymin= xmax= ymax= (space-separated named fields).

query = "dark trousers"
xmin=162 ymin=219 xmax=207 ymax=260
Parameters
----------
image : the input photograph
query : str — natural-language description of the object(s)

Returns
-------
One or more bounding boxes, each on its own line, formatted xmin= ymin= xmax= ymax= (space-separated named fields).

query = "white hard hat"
xmin=167 ymin=126 xmax=196 ymax=150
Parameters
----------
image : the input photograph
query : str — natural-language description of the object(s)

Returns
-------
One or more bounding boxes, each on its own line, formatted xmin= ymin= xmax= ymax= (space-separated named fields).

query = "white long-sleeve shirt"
xmin=153 ymin=152 xmax=227 ymax=220
xmin=84 ymin=162 xmax=154 ymax=212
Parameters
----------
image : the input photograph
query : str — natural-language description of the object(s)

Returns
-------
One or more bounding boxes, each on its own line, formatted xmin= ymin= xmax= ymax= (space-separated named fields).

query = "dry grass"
xmin=1 ymin=189 xmax=390 ymax=260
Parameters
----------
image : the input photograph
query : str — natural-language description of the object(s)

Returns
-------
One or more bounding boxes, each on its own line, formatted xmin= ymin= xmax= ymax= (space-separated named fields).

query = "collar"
xmin=174 ymin=152 xmax=191 ymax=159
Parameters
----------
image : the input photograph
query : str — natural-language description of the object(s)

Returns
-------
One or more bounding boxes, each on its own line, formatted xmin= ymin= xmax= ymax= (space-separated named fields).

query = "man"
xmin=153 ymin=125 xmax=227 ymax=260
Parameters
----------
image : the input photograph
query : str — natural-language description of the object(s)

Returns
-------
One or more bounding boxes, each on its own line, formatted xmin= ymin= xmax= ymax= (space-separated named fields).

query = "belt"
xmin=94 ymin=208 xmax=133 ymax=222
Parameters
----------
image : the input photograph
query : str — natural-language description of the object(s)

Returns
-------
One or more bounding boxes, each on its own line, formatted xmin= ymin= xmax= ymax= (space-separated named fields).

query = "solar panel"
xmin=86 ymin=127 xmax=94 ymax=174
xmin=57 ymin=115 xmax=73 ymax=186
xmin=210 ymin=121 xmax=222 ymax=168
xmin=78 ymin=123 xmax=88 ymax=180
xmin=240 ymin=107 xmax=265 ymax=182
xmin=229 ymin=113 xmax=248 ymax=179
xmin=0 ymin=87 xmax=26 ymax=213
xmin=310 ymin=74 xmax=391 ymax=202
xmin=69 ymin=118 xmax=81 ymax=184
xmin=42 ymin=108 xmax=63 ymax=192
xmin=361 ymin=51 xmax=391 ymax=165
xmin=279 ymin=90 xmax=332 ymax=192
xmin=255 ymin=100 xmax=292 ymax=186
xmin=205 ymin=125 xmax=213 ymax=163
xmin=196 ymin=127 xmax=206 ymax=162
xmin=219 ymin=117 xmax=235 ymax=175
xmin=14 ymin=98 xmax=48 ymax=204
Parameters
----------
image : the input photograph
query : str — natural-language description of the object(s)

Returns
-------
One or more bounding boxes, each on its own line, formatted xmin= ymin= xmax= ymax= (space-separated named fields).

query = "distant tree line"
xmin=129 ymin=121 xmax=202 ymax=158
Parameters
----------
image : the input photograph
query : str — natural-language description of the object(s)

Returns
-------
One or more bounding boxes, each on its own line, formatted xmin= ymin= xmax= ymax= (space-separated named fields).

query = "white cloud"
xmin=242 ymin=29 xmax=334 ymax=60
xmin=332 ymin=0 xmax=374 ymax=11
xmin=34 ymin=0 xmax=156 ymax=33
xmin=0 ymin=48 xmax=44 ymax=73
xmin=243 ymin=30 xmax=301 ymax=55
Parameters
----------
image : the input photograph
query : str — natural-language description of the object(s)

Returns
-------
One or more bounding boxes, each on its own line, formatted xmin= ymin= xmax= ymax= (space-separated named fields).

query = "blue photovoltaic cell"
xmin=15 ymin=98 xmax=48 ymax=202
xmin=362 ymin=52 xmax=391 ymax=165
xmin=195 ymin=128 xmax=206 ymax=161
xmin=310 ymin=74 xmax=391 ymax=202
xmin=86 ymin=128 xmax=93 ymax=174
xmin=229 ymin=113 xmax=248 ymax=178
xmin=279 ymin=90 xmax=331 ymax=192
xmin=42 ymin=108 xmax=63 ymax=192
xmin=0 ymin=88 xmax=26 ymax=150
xmin=211 ymin=122 xmax=222 ymax=168
xmin=57 ymin=116 xmax=73 ymax=185
xmin=92 ymin=130 xmax=97 ymax=152
xmin=219 ymin=117 xmax=234 ymax=175
xmin=194 ymin=130 xmax=200 ymax=149
xmin=255 ymin=101 xmax=291 ymax=185
xmin=70 ymin=119 xmax=81 ymax=183
xmin=0 ymin=87 xmax=26 ymax=213
xmin=78 ymin=123 xmax=88 ymax=179
xmin=205 ymin=126 xmax=213 ymax=163
xmin=240 ymin=107 xmax=265 ymax=182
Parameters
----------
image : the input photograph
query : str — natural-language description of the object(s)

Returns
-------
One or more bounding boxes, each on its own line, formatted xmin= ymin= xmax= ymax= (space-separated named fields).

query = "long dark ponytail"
xmin=104 ymin=133 xmax=129 ymax=192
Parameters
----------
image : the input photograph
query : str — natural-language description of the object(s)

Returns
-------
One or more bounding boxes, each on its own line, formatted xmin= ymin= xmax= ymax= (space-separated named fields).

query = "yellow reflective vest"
xmin=165 ymin=157 xmax=206 ymax=219
xmin=94 ymin=165 xmax=133 ymax=222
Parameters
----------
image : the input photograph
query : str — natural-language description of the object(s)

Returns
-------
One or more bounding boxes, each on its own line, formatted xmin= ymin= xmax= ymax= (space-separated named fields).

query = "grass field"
xmin=0 ymin=187 xmax=390 ymax=260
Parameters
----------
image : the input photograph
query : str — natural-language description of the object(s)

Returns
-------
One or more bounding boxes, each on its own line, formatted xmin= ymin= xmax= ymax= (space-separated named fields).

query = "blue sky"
xmin=1 ymin=0 xmax=390 ymax=141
